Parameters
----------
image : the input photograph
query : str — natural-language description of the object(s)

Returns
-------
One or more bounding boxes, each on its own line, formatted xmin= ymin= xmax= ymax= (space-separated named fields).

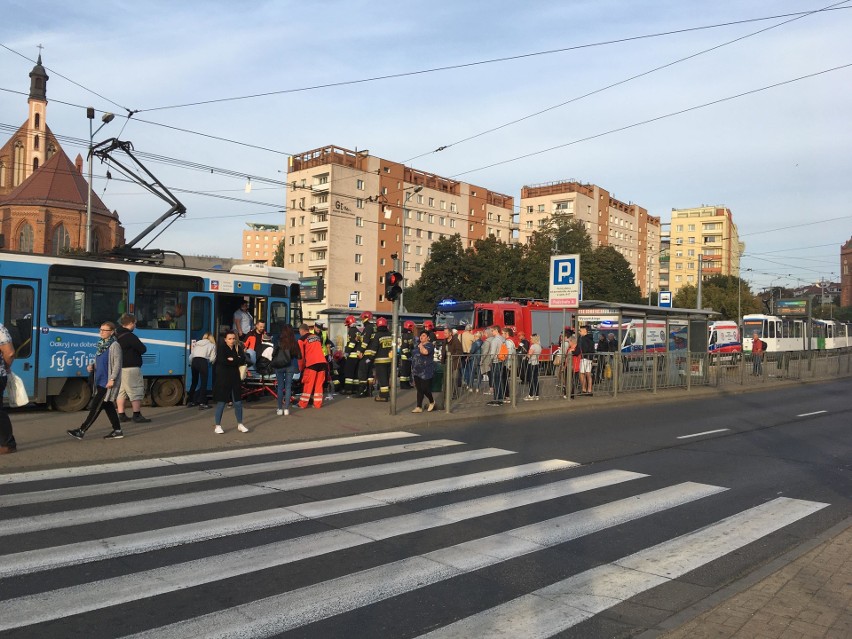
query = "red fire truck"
xmin=432 ymin=298 xmax=571 ymax=355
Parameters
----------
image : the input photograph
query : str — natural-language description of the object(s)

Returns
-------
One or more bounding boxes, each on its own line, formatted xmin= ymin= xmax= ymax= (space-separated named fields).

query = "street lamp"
xmin=398 ymin=185 xmax=422 ymax=311
xmin=389 ymin=184 xmax=422 ymax=415
xmin=86 ymin=108 xmax=115 ymax=252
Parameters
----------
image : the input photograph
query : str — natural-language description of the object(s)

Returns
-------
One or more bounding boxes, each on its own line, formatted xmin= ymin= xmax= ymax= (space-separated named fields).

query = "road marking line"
xmin=415 ymin=497 xmax=828 ymax=639
xmin=0 ymin=439 xmax=464 ymax=507
xmin=0 ymin=460 xmax=593 ymax=578
xmin=0 ymin=448 xmax=515 ymax=537
xmin=0 ymin=431 xmax=420 ymax=485
xmin=114 ymin=482 xmax=727 ymax=639
xmin=677 ymin=428 xmax=730 ymax=439
xmin=0 ymin=470 xmax=646 ymax=631
xmin=796 ymin=410 xmax=827 ymax=417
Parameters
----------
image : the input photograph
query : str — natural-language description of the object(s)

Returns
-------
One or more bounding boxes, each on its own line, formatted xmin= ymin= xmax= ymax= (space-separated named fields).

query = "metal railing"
xmin=441 ymin=348 xmax=852 ymax=412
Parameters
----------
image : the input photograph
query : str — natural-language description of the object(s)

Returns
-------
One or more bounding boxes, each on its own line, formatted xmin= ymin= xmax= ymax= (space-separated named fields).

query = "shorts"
xmin=579 ymin=359 xmax=593 ymax=374
xmin=118 ymin=367 xmax=145 ymax=401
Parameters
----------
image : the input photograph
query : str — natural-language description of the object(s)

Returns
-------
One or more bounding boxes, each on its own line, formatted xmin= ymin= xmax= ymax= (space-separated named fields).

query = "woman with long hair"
xmin=273 ymin=325 xmax=302 ymax=416
xmin=525 ymin=333 xmax=542 ymax=400
xmin=212 ymin=331 xmax=249 ymax=434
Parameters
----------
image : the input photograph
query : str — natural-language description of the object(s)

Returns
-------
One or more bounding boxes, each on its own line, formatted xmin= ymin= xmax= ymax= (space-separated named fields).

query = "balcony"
xmin=310 ymin=215 xmax=329 ymax=230
xmin=310 ymin=237 xmax=328 ymax=249
xmin=308 ymin=258 xmax=328 ymax=269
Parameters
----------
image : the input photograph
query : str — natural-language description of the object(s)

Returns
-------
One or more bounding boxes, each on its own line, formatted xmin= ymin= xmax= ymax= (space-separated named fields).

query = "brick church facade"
xmin=0 ymin=54 xmax=124 ymax=254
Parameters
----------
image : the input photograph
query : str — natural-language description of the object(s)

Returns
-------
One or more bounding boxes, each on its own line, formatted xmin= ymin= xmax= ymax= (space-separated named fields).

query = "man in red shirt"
xmin=298 ymin=324 xmax=327 ymax=408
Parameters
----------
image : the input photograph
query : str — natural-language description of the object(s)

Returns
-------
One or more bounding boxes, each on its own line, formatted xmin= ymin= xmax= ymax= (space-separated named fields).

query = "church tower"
xmin=25 ymin=52 xmax=50 ymax=181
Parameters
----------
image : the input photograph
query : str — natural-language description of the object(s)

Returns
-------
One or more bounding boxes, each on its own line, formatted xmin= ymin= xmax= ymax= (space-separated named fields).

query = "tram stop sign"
xmin=659 ymin=291 xmax=672 ymax=308
xmin=348 ymin=292 xmax=357 ymax=309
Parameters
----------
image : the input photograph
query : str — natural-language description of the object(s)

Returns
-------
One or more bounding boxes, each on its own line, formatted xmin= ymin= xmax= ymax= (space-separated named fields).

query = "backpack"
xmin=497 ymin=341 xmax=508 ymax=362
xmin=270 ymin=344 xmax=292 ymax=369
xmin=760 ymin=339 xmax=768 ymax=352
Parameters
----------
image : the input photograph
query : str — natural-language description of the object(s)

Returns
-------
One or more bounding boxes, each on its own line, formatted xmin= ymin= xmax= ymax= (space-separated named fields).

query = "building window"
xmin=450 ymin=202 xmax=457 ymax=212
xmin=450 ymin=219 xmax=456 ymax=228
xmin=354 ymin=273 xmax=362 ymax=282
xmin=356 ymin=179 xmax=365 ymax=190
xmin=18 ymin=222 xmax=34 ymax=253
xmin=356 ymin=199 xmax=364 ymax=209
xmin=428 ymin=197 xmax=434 ymax=207
xmin=416 ymin=194 xmax=423 ymax=204
xmin=355 ymin=253 xmax=363 ymax=263
xmin=51 ymin=224 xmax=71 ymax=255
xmin=355 ymin=216 xmax=364 ymax=227
xmin=440 ymin=200 xmax=447 ymax=210
xmin=355 ymin=235 xmax=363 ymax=245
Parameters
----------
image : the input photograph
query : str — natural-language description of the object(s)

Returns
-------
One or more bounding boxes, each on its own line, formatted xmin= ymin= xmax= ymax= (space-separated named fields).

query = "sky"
xmin=2 ymin=0 xmax=851 ymax=294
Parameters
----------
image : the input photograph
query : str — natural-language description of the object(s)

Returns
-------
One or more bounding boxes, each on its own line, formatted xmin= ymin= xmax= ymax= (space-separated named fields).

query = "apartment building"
xmin=284 ymin=145 xmax=515 ymax=318
xmin=658 ymin=224 xmax=671 ymax=295
xmin=518 ymin=180 xmax=661 ymax=297
xmin=668 ymin=205 xmax=744 ymax=297
xmin=242 ymin=223 xmax=285 ymax=264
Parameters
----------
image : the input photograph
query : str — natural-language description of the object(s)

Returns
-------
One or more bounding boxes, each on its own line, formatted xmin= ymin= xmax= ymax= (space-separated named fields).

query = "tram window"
xmin=48 ymin=265 xmax=128 ymax=327
xmin=268 ymin=301 xmax=289 ymax=336
xmin=3 ymin=285 xmax=34 ymax=358
xmin=134 ymin=273 xmax=201 ymax=329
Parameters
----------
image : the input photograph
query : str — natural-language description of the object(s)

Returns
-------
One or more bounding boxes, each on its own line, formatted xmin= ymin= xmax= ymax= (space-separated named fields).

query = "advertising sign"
xmin=774 ymin=298 xmax=809 ymax=317
xmin=548 ymin=254 xmax=580 ymax=309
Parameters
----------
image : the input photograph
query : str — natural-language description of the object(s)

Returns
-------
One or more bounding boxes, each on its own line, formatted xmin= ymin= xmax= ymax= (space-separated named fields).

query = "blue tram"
xmin=0 ymin=251 xmax=301 ymax=410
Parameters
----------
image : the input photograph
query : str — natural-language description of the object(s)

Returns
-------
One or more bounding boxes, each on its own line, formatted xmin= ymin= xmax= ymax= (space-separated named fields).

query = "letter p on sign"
xmin=553 ymin=258 xmax=575 ymax=285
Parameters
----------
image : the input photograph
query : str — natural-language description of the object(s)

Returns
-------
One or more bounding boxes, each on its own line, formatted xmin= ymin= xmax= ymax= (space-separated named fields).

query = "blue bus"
xmin=0 ymin=251 xmax=302 ymax=411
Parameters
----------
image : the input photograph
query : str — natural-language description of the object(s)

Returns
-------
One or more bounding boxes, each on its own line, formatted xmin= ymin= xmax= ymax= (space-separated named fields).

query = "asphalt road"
xmin=0 ymin=380 xmax=849 ymax=638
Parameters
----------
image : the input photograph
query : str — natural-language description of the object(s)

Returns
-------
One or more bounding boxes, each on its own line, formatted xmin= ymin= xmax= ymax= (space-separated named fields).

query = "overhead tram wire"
xmin=401 ymin=0 xmax=852 ymax=164
xmin=133 ymin=6 xmax=852 ymax=113
xmin=448 ymin=62 xmax=852 ymax=179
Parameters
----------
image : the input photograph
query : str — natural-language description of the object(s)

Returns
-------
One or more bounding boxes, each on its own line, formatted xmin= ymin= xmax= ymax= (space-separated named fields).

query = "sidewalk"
xmin=2 ymin=381 xmax=850 ymax=639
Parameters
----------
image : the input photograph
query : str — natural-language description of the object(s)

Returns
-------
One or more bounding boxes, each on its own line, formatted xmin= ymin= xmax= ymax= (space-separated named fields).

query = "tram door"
xmin=1 ymin=279 xmax=39 ymax=398
xmin=187 ymin=293 xmax=215 ymax=388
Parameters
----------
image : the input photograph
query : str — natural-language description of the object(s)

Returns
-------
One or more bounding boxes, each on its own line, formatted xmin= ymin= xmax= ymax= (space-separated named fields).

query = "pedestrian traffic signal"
xmin=385 ymin=271 xmax=403 ymax=302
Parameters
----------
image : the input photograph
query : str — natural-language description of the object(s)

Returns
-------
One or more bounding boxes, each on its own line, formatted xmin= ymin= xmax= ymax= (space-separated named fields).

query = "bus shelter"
xmin=575 ymin=301 xmax=719 ymax=396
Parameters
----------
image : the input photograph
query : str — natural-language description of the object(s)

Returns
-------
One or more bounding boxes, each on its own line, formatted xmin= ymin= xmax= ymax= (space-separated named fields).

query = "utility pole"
xmin=696 ymin=254 xmax=704 ymax=309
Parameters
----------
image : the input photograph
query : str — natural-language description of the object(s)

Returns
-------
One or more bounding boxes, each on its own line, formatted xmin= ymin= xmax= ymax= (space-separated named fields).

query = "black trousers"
xmin=0 ymin=377 xmax=16 ymax=448
xmin=343 ymin=356 xmax=359 ymax=391
xmin=81 ymin=386 xmax=121 ymax=433
xmin=414 ymin=376 xmax=434 ymax=408
xmin=188 ymin=357 xmax=210 ymax=404
xmin=374 ymin=362 xmax=391 ymax=398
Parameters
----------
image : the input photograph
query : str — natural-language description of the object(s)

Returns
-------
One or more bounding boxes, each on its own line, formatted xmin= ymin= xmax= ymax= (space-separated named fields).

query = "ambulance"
xmin=708 ymin=320 xmax=742 ymax=363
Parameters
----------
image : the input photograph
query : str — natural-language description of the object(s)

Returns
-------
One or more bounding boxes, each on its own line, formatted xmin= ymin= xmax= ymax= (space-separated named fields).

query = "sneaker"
xmin=104 ymin=430 xmax=124 ymax=439
xmin=276 ymin=409 xmax=284 ymax=416
xmin=67 ymin=428 xmax=85 ymax=440
xmin=427 ymin=402 xmax=435 ymax=412
xmin=214 ymin=425 xmax=224 ymax=434
xmin=119 ymin=414 xmax=131 ymax=423
xmin=132 ymin=414 xmax=151 ymax=424
xmin=411 ymin=406 xmax=423 ymax=413
xmin=524 ymin=396 xmax=534 ymax=401
xmin=486 ymin=400 xmax=502 ymax=406
xmin=534 ymin=396 xmax=540 ymax=401
xmin=198 ymin=404 xmax=211 ymax=410
xmin=237 ymin=423 xmax=249 ymax=433
xmin=284 ymin=408 xmax=289 ymax=416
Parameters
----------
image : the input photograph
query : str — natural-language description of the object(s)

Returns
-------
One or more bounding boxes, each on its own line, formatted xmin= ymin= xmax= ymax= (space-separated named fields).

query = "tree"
xmin=518 ymin=218 xmax=593 ymax=299
xmin=582 ymin=246 xmax=642 ymax=303
xmin=672 ymin=276 xmax=762 ymax=319
xmin=271 ymin=240 xmax=285 ymax=268
xmin=404 ymin=235 xmax=467 ymax=312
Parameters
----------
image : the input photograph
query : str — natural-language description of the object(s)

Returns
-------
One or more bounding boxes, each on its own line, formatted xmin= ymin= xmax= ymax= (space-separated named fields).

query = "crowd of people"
xmin=0 ymin=305 xmax=625 ymax=454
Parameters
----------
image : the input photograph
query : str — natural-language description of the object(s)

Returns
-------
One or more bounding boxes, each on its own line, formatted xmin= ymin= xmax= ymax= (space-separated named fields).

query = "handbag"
xmin=6 ymin=371 xmax=29 ymax=407
xmin=238 ymin=364 xmax=248 ymax=381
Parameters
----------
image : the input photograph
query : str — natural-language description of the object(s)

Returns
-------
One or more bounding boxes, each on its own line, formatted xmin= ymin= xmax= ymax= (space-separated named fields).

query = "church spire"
xmin=29 ymin=52 xmax=49 ymax=101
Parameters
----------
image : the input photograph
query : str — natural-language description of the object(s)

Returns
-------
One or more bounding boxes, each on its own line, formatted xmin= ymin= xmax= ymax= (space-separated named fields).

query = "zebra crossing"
xmin=0 ymin=431 xmax=828 ymax=638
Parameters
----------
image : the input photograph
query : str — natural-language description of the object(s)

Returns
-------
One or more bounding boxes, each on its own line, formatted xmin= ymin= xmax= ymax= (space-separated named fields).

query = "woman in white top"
xmin=524 ymin=334 xmax=542 ymax=400
xmin=187 ymin=332 xmax=216 ymax=408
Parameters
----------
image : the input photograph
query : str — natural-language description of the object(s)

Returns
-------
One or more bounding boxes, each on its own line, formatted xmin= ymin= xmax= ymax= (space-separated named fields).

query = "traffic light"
xmin=385 ymin=271 xmax=403 ymax=302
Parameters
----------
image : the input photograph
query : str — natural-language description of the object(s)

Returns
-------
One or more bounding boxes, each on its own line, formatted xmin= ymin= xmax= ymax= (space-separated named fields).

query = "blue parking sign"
xmin=549 ymin=254 xmax=580 ymax=308
xmin=552 ymin=257 xmax=576 ymax=285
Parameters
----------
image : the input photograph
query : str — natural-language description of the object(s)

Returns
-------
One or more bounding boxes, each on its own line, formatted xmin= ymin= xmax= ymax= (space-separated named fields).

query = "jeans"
xmin=275 ymin=366 xmax=297 ymax=410
xmin=528 ymin=364 xmax=540 ymax=397
xmin=214 ymin=398 xmax=244 ymax=425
